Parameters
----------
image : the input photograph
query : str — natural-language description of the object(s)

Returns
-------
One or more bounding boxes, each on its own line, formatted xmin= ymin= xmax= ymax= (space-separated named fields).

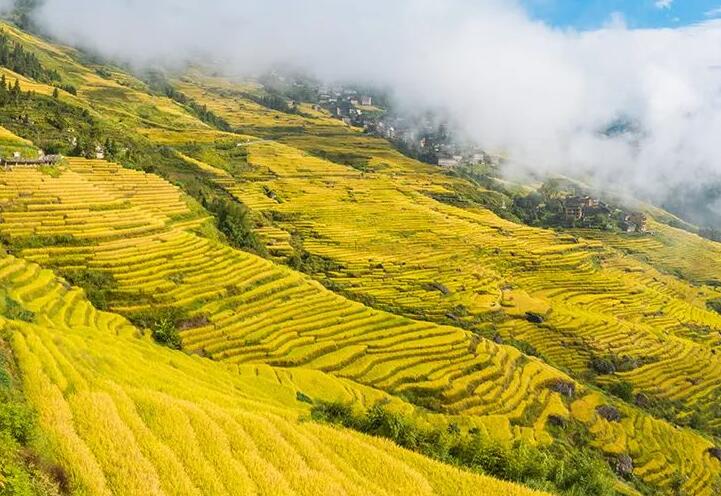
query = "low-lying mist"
xmin=17 ymin=0 xmax=721 ymax=225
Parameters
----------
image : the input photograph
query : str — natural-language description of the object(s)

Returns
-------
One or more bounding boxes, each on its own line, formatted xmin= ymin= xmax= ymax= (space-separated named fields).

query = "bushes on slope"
xmin=127 ymin=307 xmax=185 ymax=350
xmin=311 ymin=400 xmax=622 ymax=496
xmin=204 ymin=198 xmax=267 ymax=257
xmin=0 ymin=30 xmax=60 ymax=84
xmin=0 ymin=293 xmax=34 ymax=323
xmin=56 ymin=269 xmax=116 ymax=311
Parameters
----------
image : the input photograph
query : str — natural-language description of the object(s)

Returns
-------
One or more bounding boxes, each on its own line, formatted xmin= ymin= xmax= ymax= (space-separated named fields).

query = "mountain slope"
xmin=0 ymin=21 xmax=719 ymax=496
xmin=2 ymin=251 xmax=545 ymax=496
xmin=0 ymin=145 xmax=716 ymax=495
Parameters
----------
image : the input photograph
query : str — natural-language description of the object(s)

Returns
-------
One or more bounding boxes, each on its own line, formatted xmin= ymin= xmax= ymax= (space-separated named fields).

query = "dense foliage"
xmin=0 ymin=30 xmax=58 ymax=83
xmin=311 ymin=400 xmax=623 ymax=496
xmin=0 ymin=79 xmax=99 ymax=155
xmin=0 ymin=75 xmax=29 ymax=106
xmin=254 ymin=93 xmax=299 ymax=114
xmin=127 ymin=306 xmax=185 ymax=350
xmin=56 ymin=269 xmax=116 ymax=311
xmin=204 ymin=197 xmax=267 ymax=256
xmin=165 ymin=87 xmax=233 ymax=131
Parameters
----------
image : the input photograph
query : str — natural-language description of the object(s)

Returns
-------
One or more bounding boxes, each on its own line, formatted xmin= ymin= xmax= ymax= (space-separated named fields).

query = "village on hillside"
xmin=561 ymin=195 xmax=648 ymax=233
xmin=512 ymin=184 xmax=649 ymax=234
xmin=318 ymin=86 xmax=497 ymax=169
xmin=261 ymin=72 xmax=496 ymax=169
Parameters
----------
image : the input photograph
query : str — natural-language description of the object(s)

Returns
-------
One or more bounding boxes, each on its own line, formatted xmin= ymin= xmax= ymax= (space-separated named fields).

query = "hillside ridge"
xmin=0 ymin=21 xmax=719 ymax=496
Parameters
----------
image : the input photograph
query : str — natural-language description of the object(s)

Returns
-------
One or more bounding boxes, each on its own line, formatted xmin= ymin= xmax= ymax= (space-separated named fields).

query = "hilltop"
xmin=0 ymin=20 xmax=719 ymax=496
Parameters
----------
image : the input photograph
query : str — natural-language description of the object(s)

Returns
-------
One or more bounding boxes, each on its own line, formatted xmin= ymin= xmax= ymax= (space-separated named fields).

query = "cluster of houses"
xmin=562 ymin=195 xmax=648 ymax=233
xmin=319 ymin=87 xmax=374 ymax=127
xmin=315 ymin=81 xmax=501 ymax=170
xmin=362 ymin=114 xmax=500 ymax=169
xmin=1 ymin=150 xmax=61 ymax=169
xmin=563 ymin=196 xmax=602 ymax=220
xmin=2 ymin=142 xmax=104 ymax=170
xmin=437 ymin=150 xmax=500 ymax=168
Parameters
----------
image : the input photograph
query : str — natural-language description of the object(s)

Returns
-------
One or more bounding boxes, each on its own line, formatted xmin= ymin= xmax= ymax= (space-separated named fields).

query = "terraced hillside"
xmin=165 ymin=78 xmax=721 ymax=436
xmin=1 ymin=22 xmax=721 ymax=495
xmin=2 ymin=156 xmax=719 ymax=494
xmin=6 ymin=158 xmax=570 ymax=441
xmin=1 ymin=252 xmax=551 ymax=496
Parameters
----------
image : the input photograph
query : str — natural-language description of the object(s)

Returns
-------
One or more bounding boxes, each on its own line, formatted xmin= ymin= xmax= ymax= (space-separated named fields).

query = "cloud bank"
xmin=27 ymin=0 xmax=721 ymax=208
xmin=0 ymin=0 xmax=14 ymax=13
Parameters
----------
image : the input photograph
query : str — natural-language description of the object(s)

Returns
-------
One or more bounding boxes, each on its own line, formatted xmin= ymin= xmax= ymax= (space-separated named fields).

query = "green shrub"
xmin=590 ymin=357 xmax=616 ymax=375
xmin=151 ymin=315 xmax=182 ymax=350
xmin=311 ymin=400 xmax=620 ymax=496
xmin=204 ymin=198 xmax=267 ymax=256
xmin=295 ymin=391 xmax=313 ymax=404
xmin=0 ymin=401 xmax=33 ymax=447
xmin=0 ymin=295 xmax=34 ymax=323
xmin=590 ymin=353 xmax=653 ymax=376
xmin=58 ymin=269 xmax=116 ymax=311
xmin=507 ymin=338 xmax=542 ymax=359
xmin=128 ymin=307 xmax=185 ymax=350
xmin=606 ymin=381 xmax=634 ymax=402
xmin=707 ymin=297 xmax=721 ymax=315
xmin=0 ymin=342 xmax=63 ymax=496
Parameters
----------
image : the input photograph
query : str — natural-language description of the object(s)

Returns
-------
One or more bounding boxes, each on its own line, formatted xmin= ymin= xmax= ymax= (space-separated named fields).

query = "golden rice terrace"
xmin=0 ymin=20 xmax=719 ymax=496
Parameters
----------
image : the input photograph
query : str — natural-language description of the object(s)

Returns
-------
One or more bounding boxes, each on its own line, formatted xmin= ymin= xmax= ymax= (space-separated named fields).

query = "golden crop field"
xmin=163 ymin=84 xmax=721 ymax=415
xmin=139 ymin=78 xmax=721 ymax=492
xmin=168 ymin=129 xmax=721 ymax=434
xmin=2 ymin=156 xmax=718 ymax=494
xmin=11 ymin=159 xmax=570 ymax=440
xmin=2 ymin=23 xmax=721 ymax=495
xmin=2 ymin=252 xmax=547 ymax=496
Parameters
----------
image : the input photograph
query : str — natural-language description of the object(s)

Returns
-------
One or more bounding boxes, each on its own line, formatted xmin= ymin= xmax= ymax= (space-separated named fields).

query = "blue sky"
xmin=522 ymin=0 xmax=721 ymax=29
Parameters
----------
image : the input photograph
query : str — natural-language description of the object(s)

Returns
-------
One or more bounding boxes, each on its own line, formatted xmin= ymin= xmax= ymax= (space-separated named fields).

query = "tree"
xmin=0 ymin=29 xmax=60 ymax=83
xmin=205 ymin=198 xmax=266 ymax=255
xmin=0 ymin=75 xmax=7 ymax=106
xmin=10 ymin=79 xmax=21 ymax=102
xmin=104 ymin=138 xmax=117 ymax=158
xmin=539 ymin=179 xmax=564 ymax=201
xmin=52 ymin=87 xmax=59 ymax=99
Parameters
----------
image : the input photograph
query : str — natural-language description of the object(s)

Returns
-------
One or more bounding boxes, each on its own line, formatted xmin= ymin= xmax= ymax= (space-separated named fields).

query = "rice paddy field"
xmin=2 ymin=252 xmax=547 ymax=496
xmin=7 ymin=158 xmax=571 ymax=440
xmin=2 ymin=155 xmax=719 ymax=494
xmin=166 ymin=123 xmax=721 ymax=438
xmin=1 ymin=22 xmax=721 ymax=495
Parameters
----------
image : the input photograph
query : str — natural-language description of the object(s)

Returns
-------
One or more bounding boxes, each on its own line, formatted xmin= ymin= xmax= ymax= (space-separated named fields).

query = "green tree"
xmin=10 ymin=79 xmax=21 ymax=102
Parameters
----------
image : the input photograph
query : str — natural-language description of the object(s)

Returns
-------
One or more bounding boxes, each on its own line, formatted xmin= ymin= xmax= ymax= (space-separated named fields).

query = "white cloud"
xmin=0 ymin=0 xmax=14 ymax=13
xmin=604 ymin=11 xmax=627 ymax=29
xmin=29 ymin=0 xmax=721 ymax=204
xmin=706 ymin=6 xmax=721 ymax=18
xmin=655 ymin=0 xmax=673 ymax=9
